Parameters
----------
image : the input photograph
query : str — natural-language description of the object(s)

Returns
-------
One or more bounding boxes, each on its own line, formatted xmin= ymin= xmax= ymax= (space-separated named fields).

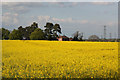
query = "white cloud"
xmin=2 ymin=2 xmax=31 ymax=14
xmin=51 ymin=17 xmax=72 ymax=23
xmin=107 ymin=22 xmax=117 ymax=26
xmin=2 ymin=2 xmax=79 ymax=12
xmin=38 ymin=16 xmax=51 ymax=22
xmin=2 ymin=0 xmax=69 ymax=2
xmin=69 ymin=0 xmax=118 ymax=2
xmin=36 ymin=15 xmax=90 ymax=24
xmin=80 ymin=20 xmax=88 ymax=24
xmin=2 ymin=2 xmax=116 ymax=17
xmin=2 ymin=13 xmax=117 ymax=29
xmin=2 ymin=12 xmax=19 ymax=25
xmin=51 ymin=17 xmax=89 ymax=24
xmin=91 ymin=2 xmax=115 ymax=5
xmin=2 ymin=0 xmax=118 ymax=2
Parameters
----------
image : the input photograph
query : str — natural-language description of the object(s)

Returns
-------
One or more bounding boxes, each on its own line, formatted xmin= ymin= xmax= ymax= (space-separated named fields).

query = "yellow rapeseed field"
xmin=2 ymin=40 xmax=118 ymax=78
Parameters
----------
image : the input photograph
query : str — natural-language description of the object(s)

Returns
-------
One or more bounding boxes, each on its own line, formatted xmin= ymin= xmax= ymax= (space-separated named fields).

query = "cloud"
xmin=38 ymin=16 xmax=51 ymax=23
xmin=80 ymin=20 xmax=88 ymax=24
xmin=2 ymin=0 xmax=69 ymax=2
xmin=2 ymin=0 xmax=118 ymax=2
xmin=91 ymin=2 xmax=115 ymax=5
xmin=2 ymin=2 xmax=80 ymax=14
xmin=2 ymin=2 xmax=49 ymax=14
xmin=107 ymin=22 xmax=117 ymax=26
xmin=49 ymin=2 xmax=79 ymax=7
xmin=2 ymin=13 xmax=117 ymax=29
xmin=51 ymin=17 xmax=89 ymax=24
xmin=36 ymin=15 xmax=117 ymax=26
xmin=2 ymin=2 xmax=116 ymax=18
xmin=52 ymin=17 xmax=72 ymax=23
xmin=2 ymin=12 xmax=19 ymax=25
xmin=36 ymin=15 xmax=90 ymax=24
xmin=2 ymin=2 xmax=30 ymax=14
xmin=69 ymin=0 xmax=118 ymax=2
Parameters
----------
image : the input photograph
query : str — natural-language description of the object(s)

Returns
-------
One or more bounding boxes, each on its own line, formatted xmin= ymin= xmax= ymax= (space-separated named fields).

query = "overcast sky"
xmin=2 ymin=2 xmax=118 ymax=39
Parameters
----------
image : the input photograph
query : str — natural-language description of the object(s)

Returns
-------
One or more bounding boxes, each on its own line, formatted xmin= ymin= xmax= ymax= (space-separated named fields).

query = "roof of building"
xmin=58 ymin=35 xmax=69 ymax=38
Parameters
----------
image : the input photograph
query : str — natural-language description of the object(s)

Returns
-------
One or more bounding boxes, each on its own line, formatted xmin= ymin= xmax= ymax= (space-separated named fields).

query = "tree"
xmin=9 ymin=29 xmax=22 ymax=40
xmin=31 ymin=22 xmax=38 ymax=28
xmin=0 ymin=28 xmax=1 ymax=40
xmin=44 ymin=22 xmax=62 ymax=40
xmin=1 ymin=28 xmax=10 ymax=40
xmin=30 ymin=28 xmax=45 ymax=40
xmin=53 ymin=24 xmax=61 ymax=39
xmin=18 ymin=22 xmax=38 ymax=40
xmin=44 ymin=22 xmax=53 ymax=40
xmin=72 ymin=31 xmax=83 ymax=41
xmin=18 ymin=26 xmax=26 ymax=39
xmin=25 ymin=22 xmax=38 ymax=40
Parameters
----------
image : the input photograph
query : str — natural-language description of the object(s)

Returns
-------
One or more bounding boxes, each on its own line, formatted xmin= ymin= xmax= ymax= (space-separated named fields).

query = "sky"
xmin=1 ymin=1 xmax=118 ymax=39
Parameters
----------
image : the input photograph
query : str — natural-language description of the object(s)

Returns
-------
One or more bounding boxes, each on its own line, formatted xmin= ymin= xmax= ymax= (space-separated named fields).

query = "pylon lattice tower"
xmin=109 ymin=33 xmax=112 ymax=39
xmin=104 ymin=26 xmax=106 ymax=39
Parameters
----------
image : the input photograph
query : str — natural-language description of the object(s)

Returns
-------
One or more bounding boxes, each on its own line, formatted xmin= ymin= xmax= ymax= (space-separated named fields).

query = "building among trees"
xmin=57 ymin=35 xmax=69 ymax=41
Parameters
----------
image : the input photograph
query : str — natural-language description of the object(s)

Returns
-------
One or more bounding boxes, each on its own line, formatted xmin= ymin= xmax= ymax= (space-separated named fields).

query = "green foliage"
xmin=44 ymin=22 xmax=53 ymax=35
xmin=9 ymin=29 xmax=22 ymax=40
xmin=53 ymin=24 xmax=61 ymax=39
xmin=2 ymin=22 xmax=62 ymax=40
xmin=25 ymin=22 xmax=38 ymax=40
xmin=1 ymin=28 xmax=10 ymax=40
xmin=0 ymin=28 xmax=2 ymax=40
xmin=44 ymin=22 xmax=61 ymax=40
xmin=72 ymin=31 xmax=83 ymax=41
xmin=30 ymin=28 xmax=45 ymax=40
xmin=53 ymin=24 xmax=61 ymax=34
xmin=18 ymin=26 xmax=26 ymax=39
xmin=18 ymin=22 xmax=38 ymax=40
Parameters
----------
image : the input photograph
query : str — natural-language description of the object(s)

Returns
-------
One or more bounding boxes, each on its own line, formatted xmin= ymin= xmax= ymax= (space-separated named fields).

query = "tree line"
xmin=0 ymin=22 xmax=62 ymax=40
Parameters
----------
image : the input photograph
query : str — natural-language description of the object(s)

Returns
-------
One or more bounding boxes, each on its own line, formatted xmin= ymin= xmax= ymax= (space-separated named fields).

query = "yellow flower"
xmin=2 ymin=40 xmax=118 ymax=78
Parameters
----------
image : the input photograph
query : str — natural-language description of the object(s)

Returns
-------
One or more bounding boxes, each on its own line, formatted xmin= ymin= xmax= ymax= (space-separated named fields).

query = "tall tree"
xmin=44 ymin=22 xmax=62 ymax=40
xmin=1 ymin=28 xmax=10 ymax=40
xmin=18 ymin=22 xmax=38 ymax=40
xmin=44 ymin=22 xmax=54 ymax=40
xmin=53 ymin=24 xmax=61 ymax=39
xmin=9 ymin=29 xmax=22 ymax=40
xmin=25 ymin=22 xmax=38 ymax=39
xmin=72 ymin=31 xmax=83 ymax=41
xmin=18 ymin=26 xmax=26 ymax=39
xmin=30 ymin=28 xmax=45 ymax=40
xmin=0 ymin=28 xmax=1 ymax=40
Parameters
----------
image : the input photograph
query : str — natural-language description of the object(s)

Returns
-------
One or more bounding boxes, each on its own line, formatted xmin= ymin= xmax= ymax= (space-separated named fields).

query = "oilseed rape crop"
xmin=2 ymin=40 xmax=118 ymax=78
